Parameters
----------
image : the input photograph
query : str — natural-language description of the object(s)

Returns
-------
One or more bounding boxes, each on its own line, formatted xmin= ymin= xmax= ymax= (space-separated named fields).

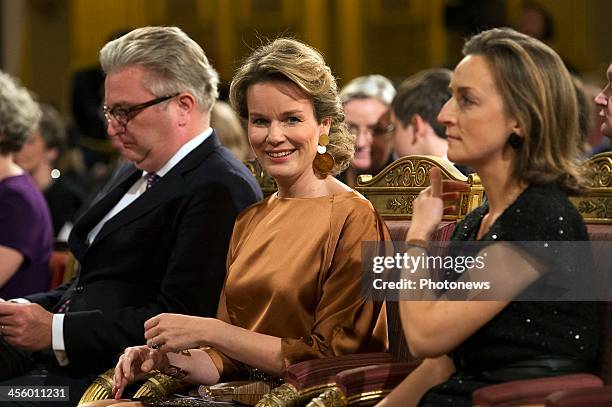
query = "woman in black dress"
xmin=379 ymin=27 xmax=600 ymax=406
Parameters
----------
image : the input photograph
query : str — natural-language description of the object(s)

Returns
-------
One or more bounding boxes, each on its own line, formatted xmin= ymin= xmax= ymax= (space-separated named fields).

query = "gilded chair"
xmin=79 ymin=156 xmax=485 ymax=406
xmin=260 ymin=156 xmax=484 ymax=407
xmin=244 ymin=158 xmax=278 ymax=198
xmin=307 ymin=152 xmax=612 ymax=406
xmin=467 ymin=151 xmax=612 ymax=406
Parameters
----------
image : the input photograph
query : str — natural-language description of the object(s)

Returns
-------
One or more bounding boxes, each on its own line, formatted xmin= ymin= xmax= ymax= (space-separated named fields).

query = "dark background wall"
xmin=2 ymin=0 xmax=611 ymax=115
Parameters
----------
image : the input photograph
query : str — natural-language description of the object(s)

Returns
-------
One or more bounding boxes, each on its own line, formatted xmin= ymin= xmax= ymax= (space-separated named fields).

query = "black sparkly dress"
xmin=419 ymin=183 xmax=600 ymax=406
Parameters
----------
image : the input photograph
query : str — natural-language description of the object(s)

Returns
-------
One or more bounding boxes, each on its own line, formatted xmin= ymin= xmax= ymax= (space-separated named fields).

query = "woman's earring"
xmin=508 ymin=132 xmax=523 ymax=149
xmin=313 ymin=134 xmax=335 ymax=174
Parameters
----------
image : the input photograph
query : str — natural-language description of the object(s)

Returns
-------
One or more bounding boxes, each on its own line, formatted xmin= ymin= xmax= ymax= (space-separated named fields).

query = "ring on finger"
xmin=150 ymin=341 xmax=159 ymax=350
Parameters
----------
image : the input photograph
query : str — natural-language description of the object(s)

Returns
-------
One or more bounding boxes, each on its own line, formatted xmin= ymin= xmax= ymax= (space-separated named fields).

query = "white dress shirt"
xmin=52 ymin=128 xmax=212 ymax=366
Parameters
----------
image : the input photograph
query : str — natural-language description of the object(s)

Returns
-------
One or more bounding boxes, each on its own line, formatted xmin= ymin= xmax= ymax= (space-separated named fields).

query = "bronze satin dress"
xmin=207 ymin=190 xmax=389 ymax=379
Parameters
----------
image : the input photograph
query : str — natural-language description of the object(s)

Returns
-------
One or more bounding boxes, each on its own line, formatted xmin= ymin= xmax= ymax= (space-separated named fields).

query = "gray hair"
xmin=38 ymin=103 xmax=67 ymax=153
xmin=339 ymin=74 xmax=396 ymax=105
xmin=99 ymin=26 xmax=219 ymax=112
xmin=0 ymin=71 xmax=42 ymax=155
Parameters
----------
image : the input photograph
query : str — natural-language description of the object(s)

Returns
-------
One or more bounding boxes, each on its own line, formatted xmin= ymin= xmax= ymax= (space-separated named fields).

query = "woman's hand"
xmin=144 ymin=313 xmax=217 ymax=353
xmin=406 ymin=168 xmax=469 ymax=241
xmin=112 ymin=345 xmax=169 ymax=399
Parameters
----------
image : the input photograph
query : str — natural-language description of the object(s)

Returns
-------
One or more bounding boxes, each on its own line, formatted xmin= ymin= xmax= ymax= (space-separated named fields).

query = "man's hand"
xmin=0 ymin=302 xmax=53 ymax=351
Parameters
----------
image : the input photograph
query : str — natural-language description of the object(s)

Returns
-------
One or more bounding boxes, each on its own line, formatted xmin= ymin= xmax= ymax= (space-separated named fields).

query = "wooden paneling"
xmin=2 ymin=0 xmax=608 ymax=115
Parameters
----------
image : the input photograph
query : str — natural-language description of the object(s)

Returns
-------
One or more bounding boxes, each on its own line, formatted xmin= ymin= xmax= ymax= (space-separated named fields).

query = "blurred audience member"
xmin=391 ymin=68 xmax=472 ymax=175
xmin=15 ymin=104 xmax=86 ymax=238
xmin=339 ymin=75 xmax=396 ymax=186
xmin=71 ymin=29 xmax=131 ymax=180
xmin=210 ymin=101 xmax=251 ymax=161
xmin=391 ymin=69 xmax=451 ymax=158
xmin=594 ymin=62 xmax=612 ymax=140
xmin=516 ymin=1 xmax=577 ymax=74
xmin=0 ymin=71 xmax=53 ymax=299
xmin=517 ymin=1 xmax=554 ymax=43
xmin=581 ymin=80 xmax=607 ymax=154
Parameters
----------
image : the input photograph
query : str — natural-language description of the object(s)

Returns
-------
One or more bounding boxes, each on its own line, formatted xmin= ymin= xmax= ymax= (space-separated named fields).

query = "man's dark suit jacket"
xmin=26 ymin=132 xmax=262 ymax=374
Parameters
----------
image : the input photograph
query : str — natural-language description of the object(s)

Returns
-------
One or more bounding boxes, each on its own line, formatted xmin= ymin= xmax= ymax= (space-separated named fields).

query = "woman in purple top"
xmin=0 ymin=70 xmax=53 ymax=299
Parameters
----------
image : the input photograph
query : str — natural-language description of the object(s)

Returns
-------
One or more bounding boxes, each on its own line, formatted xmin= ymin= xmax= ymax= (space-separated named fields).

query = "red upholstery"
xmin=335 ymin=361 xmax=420 ymax=398
xmin=586 ymin=224 xmax=612 ymax=241
xmin=49 ymin=250 xmax=69 ymax=289
xmin=282 ymin=353 xmax=394 ymax=392
xmin=546 ymin=385 xmax=612 ymax=406
xmin=384 ymin=220 xmax=457 ymax=242
xmin=385 ymin=221 xmax=457 ymax=362
xmin=471 ymin=374 xmax=603 ymax=406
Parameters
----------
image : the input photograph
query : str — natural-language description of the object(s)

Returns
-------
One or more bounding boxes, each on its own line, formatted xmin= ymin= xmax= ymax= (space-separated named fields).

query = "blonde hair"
xmin=100 ymin=26 xmax=219 ymax=112
xmin=464 ymin=27 xmax=583 ymax=193
xmin=211 ymin=101 xmax=250 ymax=161
xmin=229 ymin=38 xmax=354 ymax=175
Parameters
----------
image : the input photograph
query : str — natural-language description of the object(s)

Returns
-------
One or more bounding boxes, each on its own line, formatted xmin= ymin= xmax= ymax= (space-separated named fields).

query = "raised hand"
xmin=406 ymin=167 xmax=470 ymax=242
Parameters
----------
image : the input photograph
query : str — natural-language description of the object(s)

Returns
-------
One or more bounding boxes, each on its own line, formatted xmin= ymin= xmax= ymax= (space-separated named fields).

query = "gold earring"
xmin=313 ymin=134 xmax=335 ymax=174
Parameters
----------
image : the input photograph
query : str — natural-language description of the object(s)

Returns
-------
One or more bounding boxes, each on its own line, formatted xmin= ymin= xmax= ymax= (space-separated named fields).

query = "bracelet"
xmin=163 ymin=364 xmax=189 ymax=379
xmin=406 ymin=238 xmax=429 ymax=250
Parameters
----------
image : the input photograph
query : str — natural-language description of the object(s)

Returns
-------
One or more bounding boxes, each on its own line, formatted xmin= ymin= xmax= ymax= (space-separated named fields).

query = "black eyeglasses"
xmin=373 ymin=122 xmax=394 ymax=138
xmin=347 ymin=122 xmax=394 ymax=138
xmin=103 ymin=94 xmax=179 ymax=127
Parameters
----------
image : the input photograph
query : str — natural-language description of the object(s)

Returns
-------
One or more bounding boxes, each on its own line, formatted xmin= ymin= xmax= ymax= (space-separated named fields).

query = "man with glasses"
xmin=338 ymin=75 xmax=396 ymax=187
xmin=0 ymin=26 xmax=261 ymax=403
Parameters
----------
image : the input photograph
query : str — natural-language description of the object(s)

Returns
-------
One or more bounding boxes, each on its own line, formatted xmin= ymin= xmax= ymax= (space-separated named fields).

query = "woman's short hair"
xmin=339 ymin=74 xmax=396 ymax=106
xmin=464 ymin=27 xmax=582 ymax=193
xmin=229 ymin=38 xmax=354 ymax=175
xmin=0 ymin=71 xmax=42 ymax=155
xmin=99 ymin=26 xmax=219 ymax=112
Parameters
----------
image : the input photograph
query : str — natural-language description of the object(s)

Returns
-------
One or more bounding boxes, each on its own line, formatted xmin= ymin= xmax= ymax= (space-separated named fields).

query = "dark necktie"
xmin=145 ymin=172 xmax=160 ymax=190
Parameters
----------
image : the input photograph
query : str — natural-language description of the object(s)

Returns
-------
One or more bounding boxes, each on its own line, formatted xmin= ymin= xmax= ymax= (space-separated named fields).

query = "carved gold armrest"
xmin=356 ymin=155 xmax=484 ymax=220
xmin=256 ymin=353 xmax=394 ymax=407
xmin=307 ymin=361 xmax=420 ymax=407
xmin=571 ymin=152 xmax=612 ymax=224
xmin=133 ymin=371 xmax=194 ymax=398
xmin=78 ymin=369 xmax=178 ymax=405
xmin=79 ymin=369 xmax=115 ymax=405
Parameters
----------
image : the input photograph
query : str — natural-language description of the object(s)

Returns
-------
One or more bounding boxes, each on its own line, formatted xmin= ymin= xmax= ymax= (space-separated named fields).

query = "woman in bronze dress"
xmin=112 ymin=38 xmax=388 ymax=398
